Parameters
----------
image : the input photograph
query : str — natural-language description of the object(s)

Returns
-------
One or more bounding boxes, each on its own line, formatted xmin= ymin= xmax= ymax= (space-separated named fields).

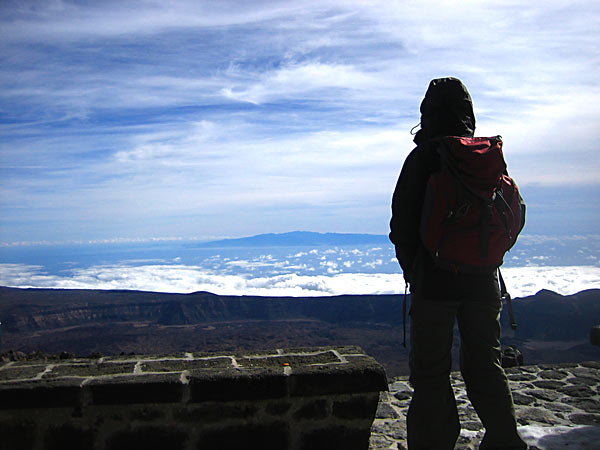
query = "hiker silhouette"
xmin=389 ymin=77 xmax=528 ymax=449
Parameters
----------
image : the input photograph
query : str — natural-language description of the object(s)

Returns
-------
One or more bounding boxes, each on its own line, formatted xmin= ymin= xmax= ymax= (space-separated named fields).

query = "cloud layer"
xmin=1 ymin=262 xmax=598 ymax=299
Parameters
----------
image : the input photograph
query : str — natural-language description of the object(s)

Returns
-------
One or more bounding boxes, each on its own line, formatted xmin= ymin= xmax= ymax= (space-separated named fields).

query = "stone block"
xmin=0 ymin=378 xmax=82 ymax=410
xmin=238 ymin=351 xmax=340 ymax=368
xmin=264 ymin=400 xmax=292 ymax=416
xmin=88 ymin=373 xmax=183 ymax=405
xmin=189 ymin=368 xmax=287 ymax=402
xmin=174 ymin=403 xmax=258 ymax=424
xmin=332 ymin=394 xmax=379 ymax=420
xmin=196 ymin=422 xmax=289 ymax=450
xmin=106 ymin=426 xmax=188 ymax=450
xmin=288 ymin=362 xmax=387 ymax=397
xmin=130 ymin=406 xmax=166 ymax=421
xmin=44 ymin=362 xmax=136 ymax=378
xmin=0 ymin=365 xmax=46 ymax=381
xmin=44 ymin=423 xmax=95 ymax=450
xmin=141 ymin=358 xmax=230 ymax=372
xmin=300 ymin=425 xmax=371 ymax=450
xmin=293 ymin=398 xmax=330 ymax=420
xmin=0 ymin=419 xmax=36 ymax=450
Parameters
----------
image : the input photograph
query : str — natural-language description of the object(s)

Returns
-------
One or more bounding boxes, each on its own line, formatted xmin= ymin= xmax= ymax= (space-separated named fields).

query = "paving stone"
xmin=512 ymin=392 xmax=536 ymax=406
xmin=372 ymin=362 xmax=600 ymax=450
xmin=569 ymin=413 xmax=600 ymax=425
xmin=570 ymin=366 xmax=600 ymax=377
xmin=524 ymin=389 xmax=562 ymax=402
xmin=558 ymin=384 xmax=594 ymax=398
xmin=393 ymin=391 xmax=411 ymax=401
xmin=531 ymin=380 xmax=565 ymax=389
xmin=538 ymin=369 xmax=569 ymax=380
xmin=544 ymin=402 xmax=575 ymax=413
xmin=560 ymin=397 xmax=600 ymax=413
xmin=375 ymin=402 xmax=402 ymax=419
xmin=462 ymin=420 xmax=483 ymax=431
xmin=569 ymin=376 xmax=599 ymax=386
xmin=507 ymin=373 xmax=537 ymax=381
xmin=581 ymin=361 xmax=600 ymax=369
xmin=516 ymin=407 xmax=566 ymax=426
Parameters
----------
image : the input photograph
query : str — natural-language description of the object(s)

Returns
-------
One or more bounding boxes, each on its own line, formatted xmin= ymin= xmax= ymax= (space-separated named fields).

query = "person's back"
xmin=389 ymin=77 xmax=528 ymax=450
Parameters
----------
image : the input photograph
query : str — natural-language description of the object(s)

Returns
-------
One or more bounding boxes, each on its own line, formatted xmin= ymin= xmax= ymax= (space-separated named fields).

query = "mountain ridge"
xmin=1 ymin=286 xmax=598 ymax=377
xmin=192 ymin=231 xmax=389 ymax=247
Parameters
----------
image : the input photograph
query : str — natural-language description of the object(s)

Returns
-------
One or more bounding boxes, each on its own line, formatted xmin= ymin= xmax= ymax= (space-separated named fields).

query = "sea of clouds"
xmin=1 ymin=237 xmax=599 ymax=298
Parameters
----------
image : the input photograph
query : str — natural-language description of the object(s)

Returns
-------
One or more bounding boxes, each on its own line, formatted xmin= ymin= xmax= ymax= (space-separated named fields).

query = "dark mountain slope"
xmin=1 ymin=287 xmax=598 ymax=376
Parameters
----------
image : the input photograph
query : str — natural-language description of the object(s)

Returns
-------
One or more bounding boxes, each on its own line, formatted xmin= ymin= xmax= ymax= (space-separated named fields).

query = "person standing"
xmin=389 ymin=77 xmax=527 ymax=450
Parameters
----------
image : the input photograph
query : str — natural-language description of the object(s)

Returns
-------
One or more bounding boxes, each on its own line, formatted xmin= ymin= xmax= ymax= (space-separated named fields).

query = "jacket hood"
xmin=414 ymin=77 xmax=476 ymax=145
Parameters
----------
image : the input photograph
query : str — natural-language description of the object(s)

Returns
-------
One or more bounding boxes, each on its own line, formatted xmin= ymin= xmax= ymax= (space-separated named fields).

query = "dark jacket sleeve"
xmin=389 ymin=143 xmax=439 ymax=282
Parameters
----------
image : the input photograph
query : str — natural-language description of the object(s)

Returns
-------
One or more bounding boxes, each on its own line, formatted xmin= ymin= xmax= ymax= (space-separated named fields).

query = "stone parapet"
xmin=0 ymin=346 xmax=387 ymax=450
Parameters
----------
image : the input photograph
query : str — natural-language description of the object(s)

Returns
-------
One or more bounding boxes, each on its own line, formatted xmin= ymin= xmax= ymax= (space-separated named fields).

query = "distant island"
xmin=1 ymin=286 xmax=598 ymax=377
xmin=192 ymin=231 xmax=389 ymax=247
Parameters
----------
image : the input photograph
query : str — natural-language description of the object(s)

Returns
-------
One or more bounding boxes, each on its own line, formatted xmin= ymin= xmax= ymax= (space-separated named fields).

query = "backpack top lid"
xmin=442 ymin=136 xmax=507 ymax=193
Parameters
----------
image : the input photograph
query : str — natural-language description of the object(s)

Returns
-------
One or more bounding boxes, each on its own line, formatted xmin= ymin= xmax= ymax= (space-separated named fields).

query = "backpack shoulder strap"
xmin=499 ymin=268 xmax=517 ymax=330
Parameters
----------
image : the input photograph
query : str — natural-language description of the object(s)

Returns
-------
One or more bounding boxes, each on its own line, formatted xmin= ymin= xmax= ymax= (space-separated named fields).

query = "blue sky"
xmin=1 ymin=0 xmax=599 ymax=245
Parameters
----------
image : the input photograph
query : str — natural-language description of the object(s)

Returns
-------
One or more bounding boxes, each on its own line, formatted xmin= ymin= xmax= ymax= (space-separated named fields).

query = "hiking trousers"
xmin=407 ymin=292 xmax=527 ymax=450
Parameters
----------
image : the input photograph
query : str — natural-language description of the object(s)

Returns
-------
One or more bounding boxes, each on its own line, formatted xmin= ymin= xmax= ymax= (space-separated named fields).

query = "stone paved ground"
xmin=369 ymin=361 xmax=600 ymax=450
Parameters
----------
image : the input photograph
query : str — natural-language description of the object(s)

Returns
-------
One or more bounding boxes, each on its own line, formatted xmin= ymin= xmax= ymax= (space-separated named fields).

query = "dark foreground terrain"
xmin=1 ymin=287 xmax=599 ymax=376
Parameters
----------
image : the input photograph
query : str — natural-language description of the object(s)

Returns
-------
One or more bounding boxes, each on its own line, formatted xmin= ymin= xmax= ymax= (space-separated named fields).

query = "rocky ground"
xmin=370 ymin=361 xmax=600 ymax=450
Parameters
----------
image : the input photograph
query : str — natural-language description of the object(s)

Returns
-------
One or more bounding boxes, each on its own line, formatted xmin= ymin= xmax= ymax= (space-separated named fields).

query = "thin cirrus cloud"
xmin=1 ymin=1 xmax=599 ymax=244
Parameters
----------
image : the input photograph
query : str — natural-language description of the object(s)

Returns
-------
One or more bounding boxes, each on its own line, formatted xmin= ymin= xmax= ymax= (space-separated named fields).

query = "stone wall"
xmin=0 ymin=346 xmax=387 ymax=450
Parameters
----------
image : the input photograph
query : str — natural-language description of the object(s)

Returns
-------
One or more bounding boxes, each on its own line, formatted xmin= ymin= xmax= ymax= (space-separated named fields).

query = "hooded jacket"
xmin=389 ymin=78 xmax=499 ymax=300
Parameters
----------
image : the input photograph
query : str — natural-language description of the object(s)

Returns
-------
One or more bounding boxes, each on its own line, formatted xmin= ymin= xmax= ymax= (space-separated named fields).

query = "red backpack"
xmin=420 ymin=136 xmax=525 ymax=273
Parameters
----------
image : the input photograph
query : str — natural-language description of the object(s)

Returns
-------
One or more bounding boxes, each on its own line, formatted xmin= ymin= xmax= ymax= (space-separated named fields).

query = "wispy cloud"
xmin=1 ymin=1 xmax=599 ymax=242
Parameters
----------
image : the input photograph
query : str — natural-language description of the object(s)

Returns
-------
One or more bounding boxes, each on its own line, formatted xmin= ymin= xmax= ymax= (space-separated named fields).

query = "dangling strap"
xmin=402 ymin=281 xmax=409 ymax=348
xmin=499 ymin=269 xmax=517 ymax=330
